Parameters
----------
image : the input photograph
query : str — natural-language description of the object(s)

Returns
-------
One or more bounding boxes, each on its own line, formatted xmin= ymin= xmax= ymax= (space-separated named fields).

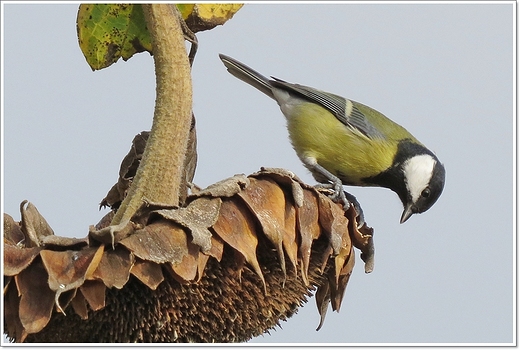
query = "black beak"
xmin=400 ymin=203 xmax=414 ymax=224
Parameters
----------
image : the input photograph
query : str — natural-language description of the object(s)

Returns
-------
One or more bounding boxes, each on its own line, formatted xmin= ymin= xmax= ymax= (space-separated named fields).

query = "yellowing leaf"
xmin=76 ymin=4 xmax=152 ymax=70
xmin=176 ymin=4 xmax=196 ymax=19
xmin=182 ymin=3 xmax=243 ymax=32
xmin=194 ymin=3 xmax=243 ymax=20
xmin=76 ymin=3 xmax=242 ymax=70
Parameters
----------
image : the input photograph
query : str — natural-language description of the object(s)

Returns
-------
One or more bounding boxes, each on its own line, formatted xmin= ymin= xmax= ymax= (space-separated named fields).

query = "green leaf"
xmin=76 ymin=4 xmax=152 ymax=71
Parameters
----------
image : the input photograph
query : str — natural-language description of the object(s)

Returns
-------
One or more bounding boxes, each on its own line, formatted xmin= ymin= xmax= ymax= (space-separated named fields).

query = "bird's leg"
xmin=307 ymin=161 xmax=350 ymax=209
xmin=308 ymin=160 xmax=365 ymax=228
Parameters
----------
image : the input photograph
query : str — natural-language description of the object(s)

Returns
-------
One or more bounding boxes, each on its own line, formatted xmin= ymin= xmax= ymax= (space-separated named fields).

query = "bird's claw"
xmin=314 ymin=183 xmax=365 ymax=229
xmin=343 ymin=192 xmax=366 ymax=229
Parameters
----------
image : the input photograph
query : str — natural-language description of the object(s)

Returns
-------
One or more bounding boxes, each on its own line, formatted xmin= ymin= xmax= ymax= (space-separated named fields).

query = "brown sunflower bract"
xmin=4 ymin=167 xmax=375 ymax=343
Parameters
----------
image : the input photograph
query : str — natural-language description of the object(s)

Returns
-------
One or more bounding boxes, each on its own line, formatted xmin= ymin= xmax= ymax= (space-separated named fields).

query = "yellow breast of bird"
xmin=285 ymin=102 xmax=397 ymax=186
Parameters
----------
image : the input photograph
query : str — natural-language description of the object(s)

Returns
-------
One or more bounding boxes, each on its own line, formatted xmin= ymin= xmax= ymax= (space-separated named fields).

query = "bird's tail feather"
xmin=219 ymin=54 xmax=274 ymax=99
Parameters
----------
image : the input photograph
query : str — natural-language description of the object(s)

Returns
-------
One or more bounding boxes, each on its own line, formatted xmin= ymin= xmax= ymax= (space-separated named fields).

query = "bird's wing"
xmin=271 ymin=78 xmax=385 ymax=140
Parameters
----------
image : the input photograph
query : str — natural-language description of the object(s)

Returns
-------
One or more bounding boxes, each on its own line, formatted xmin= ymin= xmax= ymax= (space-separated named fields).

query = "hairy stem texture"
xmin=111 ymin=4 xmax=193 ymax=225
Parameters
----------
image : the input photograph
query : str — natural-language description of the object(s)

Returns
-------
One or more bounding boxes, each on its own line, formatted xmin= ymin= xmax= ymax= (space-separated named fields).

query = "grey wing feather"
xmin=347 ymin=101 xmax=385 ymax=139
xmin=271 ymin=79 xmax=384 ymax=139
xmin=219 ymin=54 xmax=384 ymax=139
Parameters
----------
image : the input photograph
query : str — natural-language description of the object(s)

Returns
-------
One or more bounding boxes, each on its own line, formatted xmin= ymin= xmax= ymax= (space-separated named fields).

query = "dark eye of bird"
xmin=421 ymin=188 xmax=431 ymax=198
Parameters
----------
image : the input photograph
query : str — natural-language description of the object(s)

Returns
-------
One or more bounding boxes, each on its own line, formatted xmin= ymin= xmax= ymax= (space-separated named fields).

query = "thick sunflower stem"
xmin=111 ymin=4 xmax=193 ymax=226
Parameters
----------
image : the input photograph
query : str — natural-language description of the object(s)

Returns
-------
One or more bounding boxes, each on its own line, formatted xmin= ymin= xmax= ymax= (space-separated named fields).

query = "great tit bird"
xmin=219 ymin=54 xmax=445 ymax=223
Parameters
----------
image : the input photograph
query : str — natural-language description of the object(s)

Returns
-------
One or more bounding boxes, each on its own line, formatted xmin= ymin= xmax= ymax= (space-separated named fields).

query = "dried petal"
xmin=119 ymin=220 xmax=188 ymax=265
xmin=4 ymin=275 xmax=25 ymax=342
xmin=4 ymin=213 xmax=25 ymax=246
xmin=252 ymin=167 xmax=305 ymax=207
xmin=205 ymin=233 xmax=224 ymax=262
xmin=332 ymin=248 xmax=356 ymax=311
xmin=328 ymin=246 xmax=355 ymax=312
xmin=297 ymin=189 xmax=321 ymax=285
xmin=317 ymin=194 xmax=350 ymax=255
xmin=180 ymin=114 xmax=198 ymax=205
xmin=282 ymin=198 xmax=298 ymax=273
xmin=191 ymin=173 xmax=250 ymax=198
xmin=95 ymin=211 xmax=115 ymax=230
xmin=238 ymin=177 xmax=287 ymax=279
xmin=317 ymin=245 xmax=334 ymax=276
xmin=170 ymin=238 xmax=199 ymax=282
xmin=14 ymin=259 xmax=55 ymax=334
xmin=4 ymin=245 xmax=41 ymax=276
xmin=130 ymin=259 xmax=164 ymax=290
xmin=100 ymin=184 xmax=122 ymax=211
xmin=79 ymin=280 xmax=106 ymax=311
xmin=211 ymin=198 xmax=265 ymax=291
xmin=100 ymin=131 xmax=149 ymax=210
xmin=315 ymin=280 xmax=330 ymax=331
xmin=347 ymin=205 xmax=375 ymax=273
xmin=92 ymin=246 xmax=134 ymax=289
xmin=155 ymin=197 xmax=221 ymax=253
xmin=232 ymin=249 xmax=247 ymax=283
xmin=70 ymin=291 xmax=89 ymax=320
xmin=41 ymin=235 xmax=88 ymax=249
xmin=57 ymin=289 xmax=78 ymax=315
xmin=196 ymin=253 xmax=210 ymax=282
xmin=333 ymin=243 xmax=353 ymax=287
xmin=19 ymin=201 xmax=54 ymax=247
xmin=40 ymin=246 xmax=104 ymax=313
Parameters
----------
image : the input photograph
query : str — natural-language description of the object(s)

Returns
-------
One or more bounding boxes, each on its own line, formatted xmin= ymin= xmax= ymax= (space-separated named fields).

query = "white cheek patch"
xmin=403 ymin=154 xmax=436 ymax=203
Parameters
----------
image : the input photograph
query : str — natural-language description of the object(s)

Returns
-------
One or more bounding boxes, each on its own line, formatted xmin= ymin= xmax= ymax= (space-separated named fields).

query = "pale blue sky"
xmin=2 ymin=1 xmax=515 ymax=344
